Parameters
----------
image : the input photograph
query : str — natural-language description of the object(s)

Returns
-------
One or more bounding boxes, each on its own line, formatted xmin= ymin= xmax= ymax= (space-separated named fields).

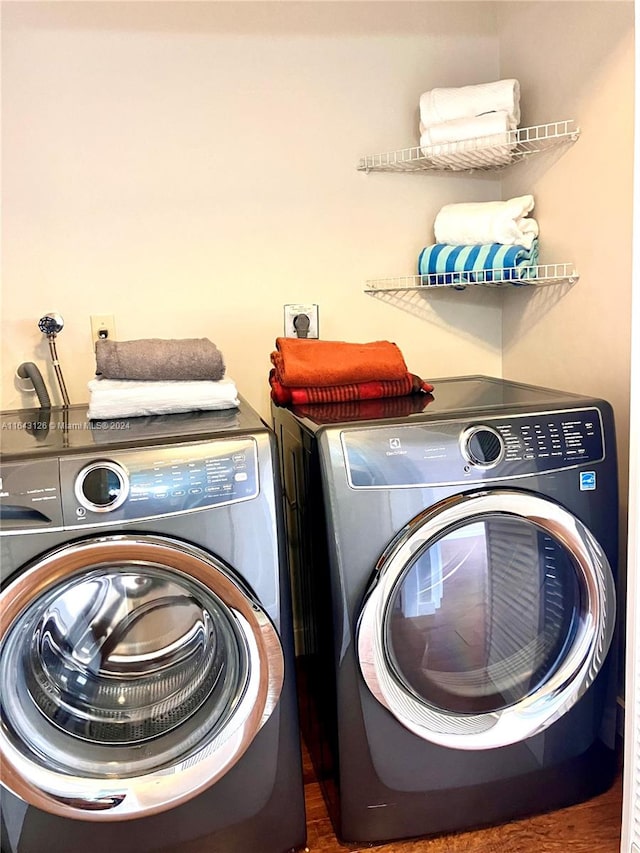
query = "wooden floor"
xmin=301 ymin=740 xmax=623 ymax=853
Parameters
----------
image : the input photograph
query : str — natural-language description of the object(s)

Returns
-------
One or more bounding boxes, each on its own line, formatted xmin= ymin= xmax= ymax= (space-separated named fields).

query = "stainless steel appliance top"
xmin=285 ymin=375 xmax=600 ymax=431
xmin=0 ymin=397 xmax=267 ymax=461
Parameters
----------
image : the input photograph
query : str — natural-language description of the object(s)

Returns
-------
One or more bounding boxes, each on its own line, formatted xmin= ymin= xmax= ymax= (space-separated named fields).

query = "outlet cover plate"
xmin=90 ymin=314 xmax=116 ymax=346
xmin=283 ymin=304 xmax=319 ymax=338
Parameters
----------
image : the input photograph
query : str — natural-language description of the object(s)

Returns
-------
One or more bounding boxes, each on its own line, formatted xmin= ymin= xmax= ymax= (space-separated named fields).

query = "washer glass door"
xmin=0 ymin=535 xmax=284 ymax=820
xmin=357 ymin=490 xmax=615 ymax=750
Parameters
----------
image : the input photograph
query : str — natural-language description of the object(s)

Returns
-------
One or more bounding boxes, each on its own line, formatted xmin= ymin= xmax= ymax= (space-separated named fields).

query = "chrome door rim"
xmin=0 ymin=534 xmax=284 ymax=820
xmin=357 ymin=490 xmax=615 ymax=750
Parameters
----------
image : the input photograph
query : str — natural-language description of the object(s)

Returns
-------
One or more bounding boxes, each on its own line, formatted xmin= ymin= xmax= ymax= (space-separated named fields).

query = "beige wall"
xmin=499 ymin=1 xmax=634 ymax=571
xmin=1 ymin=1 xmax=504 ymax=419
xmin=2 ymin=0 xmax=634 ymax=537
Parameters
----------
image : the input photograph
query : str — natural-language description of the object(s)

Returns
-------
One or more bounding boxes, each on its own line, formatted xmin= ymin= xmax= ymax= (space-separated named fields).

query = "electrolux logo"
xmin=386 ymin=437 xmax=407 ymax=457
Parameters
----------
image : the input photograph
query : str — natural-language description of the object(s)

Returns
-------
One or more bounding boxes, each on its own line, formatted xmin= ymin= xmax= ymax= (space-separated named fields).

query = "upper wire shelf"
xmin=364 ymin=263 xmax=579 ymax=292
xmin=357 ymin=120 xmax=580 ymax=173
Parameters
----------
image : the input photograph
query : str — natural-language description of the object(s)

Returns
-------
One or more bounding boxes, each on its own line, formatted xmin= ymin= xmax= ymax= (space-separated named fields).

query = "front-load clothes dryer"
xmin=0 ymin=401 xmax=306 ymax=853
xmin=272 ymin=375 xmax=619 ymax=844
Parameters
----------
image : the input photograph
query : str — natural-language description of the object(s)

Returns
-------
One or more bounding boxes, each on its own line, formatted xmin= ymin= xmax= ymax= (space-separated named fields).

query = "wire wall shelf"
xmin=357 ymin=120 xmax=580 ymax=173
xmin=364 ymin=264 xmax=580 ymax=293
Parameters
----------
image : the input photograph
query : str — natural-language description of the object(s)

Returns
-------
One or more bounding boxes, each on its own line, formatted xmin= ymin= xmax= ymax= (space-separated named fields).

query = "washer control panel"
xmin=60 ymin=437 xmax=259 ymax=525
xmin=342 ymin=408 xmax=605 ymax=488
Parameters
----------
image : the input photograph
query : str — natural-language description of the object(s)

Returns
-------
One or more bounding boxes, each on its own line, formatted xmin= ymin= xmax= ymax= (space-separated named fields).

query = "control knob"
xmin=74 ymin=461 xmax=130 ymax=513
xmin=461 ymin=425 xmax=505 ymax=468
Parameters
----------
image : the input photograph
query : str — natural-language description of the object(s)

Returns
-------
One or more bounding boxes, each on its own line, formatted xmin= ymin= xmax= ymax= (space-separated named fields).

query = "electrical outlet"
xmin=283 ymin=304 xmax=319 ymax=339
xmin=90 ymin=314 xmax=116 ymax=346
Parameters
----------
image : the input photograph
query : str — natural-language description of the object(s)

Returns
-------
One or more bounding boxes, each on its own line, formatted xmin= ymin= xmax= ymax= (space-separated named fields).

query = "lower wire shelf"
xmin=364 ymin=263 xmax=579 ymax=292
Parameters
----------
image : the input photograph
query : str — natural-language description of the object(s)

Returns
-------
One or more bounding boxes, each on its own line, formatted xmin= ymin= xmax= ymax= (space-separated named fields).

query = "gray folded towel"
xmin=95 ymin=338 xmax=225 ymax=382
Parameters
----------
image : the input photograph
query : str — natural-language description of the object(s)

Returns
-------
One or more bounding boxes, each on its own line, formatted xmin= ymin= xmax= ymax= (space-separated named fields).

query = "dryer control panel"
xmin=341 ymin=408 xmax=605 ymax=488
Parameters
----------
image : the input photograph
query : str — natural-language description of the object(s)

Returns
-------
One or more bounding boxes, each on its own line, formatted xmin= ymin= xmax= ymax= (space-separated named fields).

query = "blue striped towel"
xmin=417 ymin=239 xmax=539 ymax=286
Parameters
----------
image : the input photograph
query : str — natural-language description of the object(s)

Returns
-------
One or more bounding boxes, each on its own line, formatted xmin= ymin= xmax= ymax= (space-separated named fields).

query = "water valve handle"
xmin=38 ymin=313 xmax=65 ymax=337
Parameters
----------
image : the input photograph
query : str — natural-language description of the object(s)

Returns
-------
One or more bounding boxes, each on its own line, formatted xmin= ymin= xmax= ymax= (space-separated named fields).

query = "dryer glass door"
xmin=357 ymin=489 xmax=615 ymax=750
xmin=0 ymin=534 xmax=284 ymax=820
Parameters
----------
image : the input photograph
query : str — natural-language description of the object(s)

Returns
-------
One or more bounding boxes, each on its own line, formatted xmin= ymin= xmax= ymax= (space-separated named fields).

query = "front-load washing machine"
xmin=272 ymin=375 xmax=619 ymax=844
xmin=0 ymin=401 xmax=306 ymax=853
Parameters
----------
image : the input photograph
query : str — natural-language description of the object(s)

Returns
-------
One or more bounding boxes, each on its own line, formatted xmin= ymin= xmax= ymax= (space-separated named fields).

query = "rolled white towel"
xmin=420 ymin=111 xmax=517 ymax=169
xmin=87 ymin=377 xmax=240 ymax=420
xmin=420 ymin=111 xmax=516 ymax=147
xmin=433 ymin=195 xmax=539 ymax=249
xmin=420 ymin=79 xmax=521 ymax=128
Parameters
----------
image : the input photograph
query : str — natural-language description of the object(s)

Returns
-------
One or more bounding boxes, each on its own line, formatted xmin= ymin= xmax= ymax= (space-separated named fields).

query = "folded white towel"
xmin=420 ymin=79 xmax=521 ymax=128
xmin=87 ymin=377 xmax=240 ymax=420
xmin=420 ymin=111 xmax=517 ymax=169
xmin=433 ymin=195 xmax=539 ymax=249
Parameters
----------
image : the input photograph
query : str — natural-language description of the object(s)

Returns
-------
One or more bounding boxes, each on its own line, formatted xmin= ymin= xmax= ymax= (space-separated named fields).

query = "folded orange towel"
xmin=269 ymin=369 xmax=433 ymax=405
xmin=271 ymin=338 xmax=409 ymax=388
